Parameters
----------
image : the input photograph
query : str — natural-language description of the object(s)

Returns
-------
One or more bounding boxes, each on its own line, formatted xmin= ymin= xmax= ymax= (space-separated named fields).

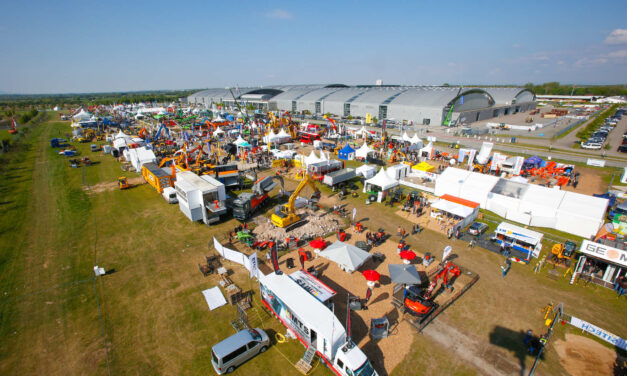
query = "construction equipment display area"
xmin=3 ymin=107 xmax=626 ymax=376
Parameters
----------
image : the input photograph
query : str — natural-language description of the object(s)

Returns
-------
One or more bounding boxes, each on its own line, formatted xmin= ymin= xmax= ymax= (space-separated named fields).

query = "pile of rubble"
xmin=252 ymin=208 xmax=344 ymax=244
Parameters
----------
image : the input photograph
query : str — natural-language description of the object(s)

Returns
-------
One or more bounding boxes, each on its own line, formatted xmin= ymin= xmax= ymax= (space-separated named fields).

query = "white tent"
xmin=402 ymin=132 xmax=412 ymax=143
xmin=355 ymin=143 xmax=375 ymax=159
xmin=431 ymin=199 xmax=475 ymax=218
xmin=319 ymin=241 xmax=372 ymax=273
xmin=276 ymin=128 xmax=292 ymax=141
xmin=356 ymin=164 xmax=377 ymax=179
xmin=263 ymin=130 xmax=279 ymax=143
xmin=213 ymin=127 xmax=224 ymax=137
xmin=304 ymin=151 xmax=322 ymax=166
xmin=355 ymin=126 xmax=372 ymax=138
xmin=73 ymin=109 xmax=91 ymax=122
xmin=319 ymin=151 xmax=328 ymax=161
xmin=515 ymin=185 xmax=565 ymax=227
xmin=234 ymin=136 xmax=251 ymax=148
xmin=365 ymin=167 xmax=399 ymax=192
xmin=459 ymin=172 xmax=499 ymax=207
xmin=555 ymin=192 xmax=609 ymax=238
xmin=410 ymin=133 xmax=423 ymax=147
xmin=486 ymin=179 xmax=528 ymax=219
xmin=434 ymin=168 xmax=471 ymax=197
xmin=114 ymin=130 xmax=132 ymax=140
xmin=123 ymin=146 xmax=156 ymax=171
xmin=419 ymin=142 xmax=434 ymax=159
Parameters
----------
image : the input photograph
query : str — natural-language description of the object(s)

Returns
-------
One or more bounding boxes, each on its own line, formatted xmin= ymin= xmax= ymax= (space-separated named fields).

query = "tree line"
xmin=523 ymin=82 xmax=627 ymax=97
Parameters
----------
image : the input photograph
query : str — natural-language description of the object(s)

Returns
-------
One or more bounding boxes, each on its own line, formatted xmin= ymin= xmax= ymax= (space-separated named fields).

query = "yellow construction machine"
xmin=118 ymin=177 xmax=130 ymax=190
xmin=271 ymin=174 xmax=320 ymax=228
xmin=550 ymin=241 xmax=577 ymax=267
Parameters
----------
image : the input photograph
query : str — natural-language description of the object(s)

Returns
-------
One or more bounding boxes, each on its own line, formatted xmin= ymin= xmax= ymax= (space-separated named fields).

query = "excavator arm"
xmin=284 ymin=175 xmax=319 ymax=215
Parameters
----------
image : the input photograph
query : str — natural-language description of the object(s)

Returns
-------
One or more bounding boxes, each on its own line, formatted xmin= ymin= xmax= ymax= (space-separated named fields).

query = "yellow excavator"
xmin=550 ymin=241 xmax=577 ymax=267
xmin=271 ymin=174 xmax=321 ymax=228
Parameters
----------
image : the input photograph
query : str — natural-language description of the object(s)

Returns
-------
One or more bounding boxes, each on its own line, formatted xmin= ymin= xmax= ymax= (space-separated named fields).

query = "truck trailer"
xmin=141 ymin=162 xmax=175 ymax=193
xmin=260 ymin=271 xmax=378 ymax=376
xmin=174 ymin=171 xmax=227 ymax=224
xmin=323 ymin=168 xmax=356 ymax=187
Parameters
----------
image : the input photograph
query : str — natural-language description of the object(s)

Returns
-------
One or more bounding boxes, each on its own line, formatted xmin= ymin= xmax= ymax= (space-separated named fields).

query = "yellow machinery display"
xmin=118 ymin=177 xmax=130 ymax=190
xmin=271 ymin=174 xmax=320 ymax=228
xmin=550 ymin=241 xmax=577 ymax=266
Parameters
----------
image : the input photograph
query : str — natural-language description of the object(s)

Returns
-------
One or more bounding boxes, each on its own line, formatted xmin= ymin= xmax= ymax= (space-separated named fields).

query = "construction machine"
xmin=232 ymin=174 xmax=285 ymax=221
xmin=550 ymin=241 xmax=577 ymax=266
xmin=271 ymin=174 xmax=321 ymax=228
xmin=118 ymin=177 xmax=130 ymax=190
xmin=404 ymin=261 xmax=461 ymax=319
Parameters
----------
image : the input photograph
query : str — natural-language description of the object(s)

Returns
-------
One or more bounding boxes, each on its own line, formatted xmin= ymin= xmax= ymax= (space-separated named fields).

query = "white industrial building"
xmin=187 ymin=84 xmax=536 ymax=126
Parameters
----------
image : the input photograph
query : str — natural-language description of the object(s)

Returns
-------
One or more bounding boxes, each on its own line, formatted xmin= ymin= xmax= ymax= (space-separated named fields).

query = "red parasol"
xmin=399 ymin=250 xmax=417 ymax=260
xmin=309 ymin=238 xmax=327 ymax=249
xmin=362 ymin=269 xmax=381 ymax=282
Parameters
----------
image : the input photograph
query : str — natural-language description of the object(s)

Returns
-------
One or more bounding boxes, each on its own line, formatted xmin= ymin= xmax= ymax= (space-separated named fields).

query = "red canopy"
xmin=309 ymin=238 xmax=327 ymax=249
xmin=362 ymin=270 xmax=381 ymax=282
xmin=399 ymin=250 xmax=417 ymax=260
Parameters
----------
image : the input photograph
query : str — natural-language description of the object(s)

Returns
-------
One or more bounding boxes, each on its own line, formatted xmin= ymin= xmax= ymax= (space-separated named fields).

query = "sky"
xmin=1 ymin=0 xmax=626 ymax=94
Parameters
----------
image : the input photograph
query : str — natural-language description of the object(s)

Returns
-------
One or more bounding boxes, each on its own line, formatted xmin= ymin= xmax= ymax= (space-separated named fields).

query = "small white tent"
xmin=365 ymin=167 xmax=399 ymax=192
xmin=355 ymin=143 xmax=375 ymax=159
xmin=402 ymin=132 xmax=412 ymax=143
xmin=410 ymin=133 xmax=423 ymax=147
xmin=419 ymin=142 xmax=434 ymax=159
xmin=356 ymin=164 xmax=377 ymax=179
xmin=319 ymin=241 xmax=372 ymax=273
xmin=73 ymin=109 xmax=91 ymax=122
xmin=304 ymin=151 xmax=322 ymax=166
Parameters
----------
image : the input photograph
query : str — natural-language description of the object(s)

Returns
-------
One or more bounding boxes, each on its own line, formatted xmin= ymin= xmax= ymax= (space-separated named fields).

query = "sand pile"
xmin=252 ymin=208 xmax=343 ymax=244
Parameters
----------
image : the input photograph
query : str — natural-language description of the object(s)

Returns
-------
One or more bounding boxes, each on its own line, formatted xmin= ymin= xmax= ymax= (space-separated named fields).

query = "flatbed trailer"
xmin=392 ymin=266 xmax=479 ymax=332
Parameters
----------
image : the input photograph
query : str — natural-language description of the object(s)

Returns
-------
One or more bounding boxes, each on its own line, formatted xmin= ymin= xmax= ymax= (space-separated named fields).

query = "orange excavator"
xmin=403 ymin=261 xmax=461 ymax=319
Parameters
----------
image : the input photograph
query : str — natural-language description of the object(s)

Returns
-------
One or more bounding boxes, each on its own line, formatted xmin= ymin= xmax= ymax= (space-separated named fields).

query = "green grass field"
xmin=1 ymin=117 xmax=625 ymax=375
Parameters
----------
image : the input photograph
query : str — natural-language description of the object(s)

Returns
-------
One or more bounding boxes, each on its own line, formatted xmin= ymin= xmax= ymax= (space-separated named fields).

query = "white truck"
xmin=260 ymin=271 xmax=378 ymax=376
xmin=174 ymin=171 xmax=227 ymax=224
xmin=162 ymin=187 xmax=178 ymax=204
xmin=323 ymin=168 xmax=356 ymax=187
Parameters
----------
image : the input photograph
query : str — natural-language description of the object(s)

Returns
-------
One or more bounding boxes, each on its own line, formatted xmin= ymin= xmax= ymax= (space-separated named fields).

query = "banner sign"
xmin=579 ymin=239 xmax=627 ymax=268
xmin=586 ymin=159 xmax=606 ymax=167
xmin=569 ymin=316 xmax=627 ymax=350
xmin=248 ymin=252 xmax=258 ymax=279
xmin=467 ymin=149 xmax=477 ymax=170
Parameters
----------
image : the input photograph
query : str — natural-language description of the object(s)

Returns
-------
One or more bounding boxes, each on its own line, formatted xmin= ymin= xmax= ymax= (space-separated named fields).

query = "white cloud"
xmin=265 ymin=9 xmax=292 ymax=20
xmin=604 ymin=29 xmax=627 ymax=44
xmin=607 ymin=49 xmax=627 ymax=58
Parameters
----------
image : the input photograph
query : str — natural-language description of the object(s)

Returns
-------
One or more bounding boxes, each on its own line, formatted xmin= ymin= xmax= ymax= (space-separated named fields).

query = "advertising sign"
xmin=579 ymin=240 xmax=627 ymax=267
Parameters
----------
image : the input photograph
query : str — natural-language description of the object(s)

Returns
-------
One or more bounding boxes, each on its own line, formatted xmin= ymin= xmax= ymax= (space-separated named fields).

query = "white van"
xmin=211 ymin=328 xmax=270 ymax=374
xmin=161 ymin=187 xmax=178 ymax=204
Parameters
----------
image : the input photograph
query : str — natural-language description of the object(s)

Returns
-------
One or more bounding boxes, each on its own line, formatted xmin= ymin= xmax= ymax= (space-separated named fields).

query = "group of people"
xmin=365 ymin=229 xmax=386 ymax=248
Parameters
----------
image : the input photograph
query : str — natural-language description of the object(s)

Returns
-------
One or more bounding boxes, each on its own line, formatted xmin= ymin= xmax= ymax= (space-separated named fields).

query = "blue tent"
xmin=338 ymin=144 xmax=356 ymax=160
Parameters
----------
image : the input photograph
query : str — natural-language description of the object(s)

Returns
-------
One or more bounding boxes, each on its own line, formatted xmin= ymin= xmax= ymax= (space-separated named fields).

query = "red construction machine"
xmin=403 ymin=261 xmax=461 ymax=319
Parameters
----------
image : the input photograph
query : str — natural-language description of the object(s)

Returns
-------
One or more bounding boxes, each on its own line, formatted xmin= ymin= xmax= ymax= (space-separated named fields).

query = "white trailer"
xmin=174 ymin=171 xmax=227 ymax=224
xmin=260 ymin=271 xmax=378 ymax=376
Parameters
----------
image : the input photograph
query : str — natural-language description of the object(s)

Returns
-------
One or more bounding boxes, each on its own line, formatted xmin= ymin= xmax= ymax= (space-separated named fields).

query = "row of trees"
xmin=523 ymin=82 xmax=627 ymax=97
xmin=0 ymin=89 xmax=199 ymax=109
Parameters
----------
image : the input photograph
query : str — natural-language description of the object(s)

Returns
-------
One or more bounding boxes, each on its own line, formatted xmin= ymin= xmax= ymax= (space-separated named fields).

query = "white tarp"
xmin=356 ymin=164 xmax=377 ymax=179
xmin=365 ymin=167 xmax=399 ymax=191
xmin=319 ymin=241 xmax=372 ymax=272
xmin=202 ymin=287 xmax=227 ymax=311
xmin=355 ymin=143 xmax=375 ymax=159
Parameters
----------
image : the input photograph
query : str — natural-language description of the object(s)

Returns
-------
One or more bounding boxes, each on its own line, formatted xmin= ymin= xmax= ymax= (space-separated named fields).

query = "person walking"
xmin=523 ymin=330 xmax=533 ymax=345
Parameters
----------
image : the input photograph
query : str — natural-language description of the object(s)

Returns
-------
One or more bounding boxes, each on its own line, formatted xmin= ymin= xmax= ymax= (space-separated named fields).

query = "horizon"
xmin=2 ymin=0 xmax=626 ymax=94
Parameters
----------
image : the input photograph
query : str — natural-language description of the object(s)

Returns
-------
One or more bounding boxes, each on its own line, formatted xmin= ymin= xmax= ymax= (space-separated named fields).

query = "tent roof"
xmin=412 ymin=161 xmax=435 ymax=172
xmin=355 ymin=143 xmax=374 ymax=158
xmin=234 ymin=136 xmax=251 ymax=147
xmin=319 ymin=241 xmax=372 ymax=271
xmin=365 ymin=167 xmax=399 ymax=190
xmin=356 ymin=164 xmax=377 ymax=173
xmin=339 ymin=144 xmax=355 ymax=153
xmin=277 ymin=129 xmax=291 ymax=138
xmin=402 ymin=132 xmax=412 ymax=142
xmin=388 ymin=264 xmax=422 ymax=285
xmin=432 ymin=199 xmax=475 ymax=218
xmin=410 ymin=133 xmax=423 ymax=145
xmin=213 ymin=127 xmax=224 ymax=134
xmin=440 ymin=194 xmax=480 ymax=208
xmin=558 ymin=191 xmax=609 ymax=222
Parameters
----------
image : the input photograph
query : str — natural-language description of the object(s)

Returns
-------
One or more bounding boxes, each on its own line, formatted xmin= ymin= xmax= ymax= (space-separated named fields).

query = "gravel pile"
xmin=252 ymin=208 xmax=343 ymax=244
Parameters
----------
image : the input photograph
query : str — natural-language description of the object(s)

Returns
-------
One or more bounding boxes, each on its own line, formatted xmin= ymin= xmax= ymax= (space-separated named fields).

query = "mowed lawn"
xmin=0 ymin=118 xmax=625 ymax=376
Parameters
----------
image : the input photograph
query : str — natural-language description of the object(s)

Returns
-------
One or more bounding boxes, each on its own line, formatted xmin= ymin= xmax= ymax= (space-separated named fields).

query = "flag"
xmin=248 ymin=252 xmax=258 ymax=279
xmin=352 ymin=208 xmax=357 ymax=222
xmin=442 ymin=245 xmax=452 ymax=262
xmin=271 ymin=241 xmax=281 ymax=274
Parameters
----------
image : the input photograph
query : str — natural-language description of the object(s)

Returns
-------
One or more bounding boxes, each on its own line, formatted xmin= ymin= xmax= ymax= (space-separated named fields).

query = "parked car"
xmin=467 ymin=222 xmax=489 ymax=236
xmin=211 ymin=328 xmax=270 ymax=374
xmin=581 ymin=141 xmax=603 ymax=149
xmin=90 ymin=144 xmax=99 ymax=152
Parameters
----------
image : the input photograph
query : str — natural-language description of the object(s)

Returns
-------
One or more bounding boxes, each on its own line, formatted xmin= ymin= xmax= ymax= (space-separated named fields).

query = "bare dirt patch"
xmin=84 ymin=176 xmax=145 ymax=193
xmin=553 ymin=334 xmax=617 ymax=376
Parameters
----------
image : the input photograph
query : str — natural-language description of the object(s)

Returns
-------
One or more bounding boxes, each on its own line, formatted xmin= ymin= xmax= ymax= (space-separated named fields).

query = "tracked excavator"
xmin=271 ymin=174 xmax=321 ymax=229
xmin=404 ymin=261 xmax=461 ymax=319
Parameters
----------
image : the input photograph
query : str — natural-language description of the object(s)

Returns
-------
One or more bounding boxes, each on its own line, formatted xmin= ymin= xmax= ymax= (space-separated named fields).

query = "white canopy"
xmin=304 ymin=151 xmax=322 ymax=166
xmin=319 ymin=151 xmax=328 ymax=161
xmin=432 ymin=199 xmax=474 ymax=218
xmin=123 ymin=146 xmax=156 ymax=171
xmin=355 ymin=142 xmax=375 ymax=159
xmin=356 ymin=164 xmax=377 ymax=179
xmin=555 ymin=192 xmax=609 ymax=238
xmin=434 ymin=167 xmax=471 ymax=197
xmin=73 ymin=109 xmax=91 ymax=121
xmin=410 ymin=133 xmax=423 ymax=146
xmin=319 ymin=241 xmax=372 ymax=273
xmin=277 ymin=128 xmax=291 ymax=139
xmin=419 ymin=142 xmax=434 ymax=159
xmin=213 ymin=127 xmax=224 ymax=135
xmin=234 ymin=136 xmax=251 ymax=148
xmin=355 ymin=126 xmax=371 ymax=137
xmin=402 ymin=132 xmax=412 ymax=142
xmin=365 ymin=167 xmax=399 ymax=191
xmin=114 ymin=130 xmax=132 ymax=140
